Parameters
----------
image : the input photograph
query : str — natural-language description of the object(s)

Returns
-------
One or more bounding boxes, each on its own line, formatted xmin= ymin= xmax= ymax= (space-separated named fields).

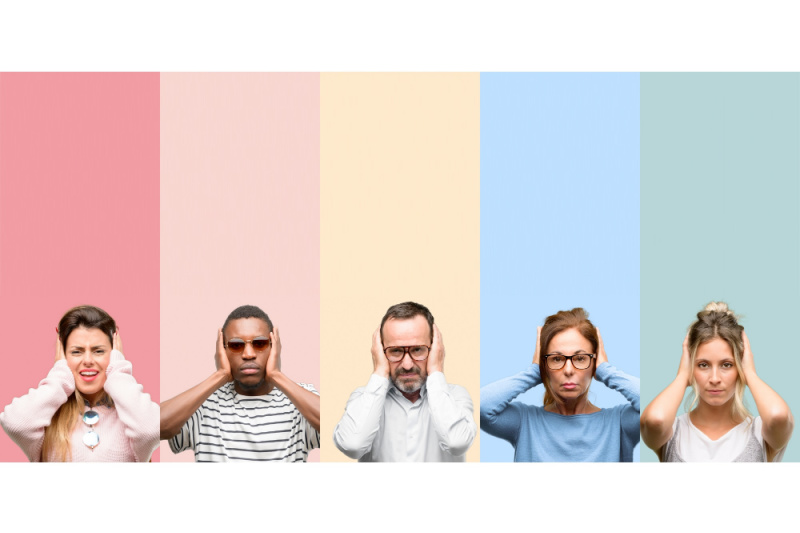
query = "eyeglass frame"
xmin=542 ymin=353 xmax=596 ymax=370
xmin=224 ymin=337 xmax=272 ymax=353
xmin=383 ymin=345 xmax=431 ymax=362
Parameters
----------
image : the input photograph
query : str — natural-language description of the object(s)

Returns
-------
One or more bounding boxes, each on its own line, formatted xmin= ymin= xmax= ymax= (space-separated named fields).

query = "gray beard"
xmin=392 ymin=369 xmax=425 ymax=393
xmin=393 ymin=378 xmax=422 ymax=393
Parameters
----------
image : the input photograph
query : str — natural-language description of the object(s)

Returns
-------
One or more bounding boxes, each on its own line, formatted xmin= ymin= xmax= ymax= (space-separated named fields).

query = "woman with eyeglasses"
xmin=641 ymin=302 xmax=793 ymax=462
xmin=480 ymin=308 xmax=640 ymax=461
xmin=0 ymin=305 xmax=159 ymax=462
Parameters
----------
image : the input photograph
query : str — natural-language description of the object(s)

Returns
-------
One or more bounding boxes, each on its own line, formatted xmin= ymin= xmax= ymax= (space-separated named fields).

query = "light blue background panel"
xmin=640 ymin=73 xmax=800 ymax=462
xmin=480 ymin=73 xmax=641 ymax=462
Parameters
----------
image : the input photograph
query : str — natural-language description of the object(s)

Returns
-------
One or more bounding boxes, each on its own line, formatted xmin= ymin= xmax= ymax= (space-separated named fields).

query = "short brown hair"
xmin=58 ymin=305 xmax=116 ymax=351
xmin=380 ymin=301 xmax=434 ymax=342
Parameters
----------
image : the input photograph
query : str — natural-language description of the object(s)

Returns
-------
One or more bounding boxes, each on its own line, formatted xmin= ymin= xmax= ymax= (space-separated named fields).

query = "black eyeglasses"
xmin=543 ymin=353 xmax=595 ymax=370
xmin=383 ymin=345 xmax=430 ymax=363
xmin=225 ymin=337 xmax=271 ymax=353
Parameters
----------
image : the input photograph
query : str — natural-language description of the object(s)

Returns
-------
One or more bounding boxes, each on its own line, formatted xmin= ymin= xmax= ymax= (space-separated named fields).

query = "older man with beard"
xmin=333 ymin=301 xmax=476 ymax=462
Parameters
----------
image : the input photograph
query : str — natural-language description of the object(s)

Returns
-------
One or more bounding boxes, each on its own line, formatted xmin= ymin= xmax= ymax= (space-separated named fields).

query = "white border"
xmin=1 ymin=1 xmax=799 ymax=71
xmin=2 ymin=2 xmax=799 ymax=530
xmin=0 ymin=462 xmax=796 ymax=530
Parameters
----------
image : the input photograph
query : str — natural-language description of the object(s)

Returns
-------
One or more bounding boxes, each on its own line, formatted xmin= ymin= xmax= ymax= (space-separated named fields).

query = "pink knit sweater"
xmin=0 ymin=350 xmax=159 ymax=462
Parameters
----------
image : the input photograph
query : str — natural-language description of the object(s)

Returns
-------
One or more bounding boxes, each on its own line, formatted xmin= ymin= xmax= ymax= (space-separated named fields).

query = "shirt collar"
xmin=229 ymin=382 xmax=280 ymax=402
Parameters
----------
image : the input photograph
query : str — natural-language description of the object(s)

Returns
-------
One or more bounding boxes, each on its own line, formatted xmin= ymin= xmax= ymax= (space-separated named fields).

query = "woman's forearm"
xmin=103 ymin=350 xmax=160 ymax=462
xmin=479 ymin=365 xmax=541 ymax=443
xmin=480 ymin=365 xmax=541 ymax=420
xmin=0 ymin=361 xmax=74 ymax=461
xmin=745 ymin=369 xmax=794 ymax=453
xmin=640 ymin=374 xmax=688 ymax=454
xmin=595 ymin=363 xmax=640 ymax=411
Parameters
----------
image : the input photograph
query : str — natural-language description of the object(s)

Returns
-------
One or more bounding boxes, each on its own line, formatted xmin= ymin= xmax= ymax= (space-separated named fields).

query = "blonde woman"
xmin=0 ymin=305 xmax=159 ymax=462
xmin=641 ymin=302 xmax=794 ymax=462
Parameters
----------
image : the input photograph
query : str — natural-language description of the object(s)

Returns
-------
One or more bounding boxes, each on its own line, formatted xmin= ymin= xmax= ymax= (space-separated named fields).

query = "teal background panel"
xmin=640 ymin=73 xmax=800 ymax=462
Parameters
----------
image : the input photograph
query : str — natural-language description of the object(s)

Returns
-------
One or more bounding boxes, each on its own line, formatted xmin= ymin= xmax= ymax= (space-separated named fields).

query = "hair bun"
xmin=704 ymin=301 xmax=732 ymax=315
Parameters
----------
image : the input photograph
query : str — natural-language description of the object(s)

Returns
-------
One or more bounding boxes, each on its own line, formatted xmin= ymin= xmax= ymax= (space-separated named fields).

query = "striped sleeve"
xmin=299 ymin=382 xmax=320 ymax=451
xmin=168 ymin=406 xmax=202 ymax=454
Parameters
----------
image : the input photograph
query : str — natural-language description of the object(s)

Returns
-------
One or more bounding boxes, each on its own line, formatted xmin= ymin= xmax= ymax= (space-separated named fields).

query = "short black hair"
xmin=380 ymin=301 xmax=434 ymax=342
xmin=222 ymin=305 xmax=273 ymax=338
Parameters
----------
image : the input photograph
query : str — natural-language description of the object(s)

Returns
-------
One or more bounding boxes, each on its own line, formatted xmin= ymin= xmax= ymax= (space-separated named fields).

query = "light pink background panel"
xmin=159 ymin=73 xmax=321 ymax=462
xmin=0 ymin=73 xmax=161 ymax=461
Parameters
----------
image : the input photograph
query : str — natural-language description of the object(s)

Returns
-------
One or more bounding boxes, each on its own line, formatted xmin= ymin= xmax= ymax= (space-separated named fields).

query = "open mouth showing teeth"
xmin=80 ymin=371 xmax=98 ymax=376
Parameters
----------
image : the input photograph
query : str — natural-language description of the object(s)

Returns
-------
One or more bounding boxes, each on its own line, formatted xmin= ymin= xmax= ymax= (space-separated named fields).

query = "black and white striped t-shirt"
xmin=169 ymin=382 xmax=320 ymax=462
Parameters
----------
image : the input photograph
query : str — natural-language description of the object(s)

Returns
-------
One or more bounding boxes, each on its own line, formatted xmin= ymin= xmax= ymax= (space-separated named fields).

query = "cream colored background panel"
xmin=321 ymin=73 xmax=481 ymax=462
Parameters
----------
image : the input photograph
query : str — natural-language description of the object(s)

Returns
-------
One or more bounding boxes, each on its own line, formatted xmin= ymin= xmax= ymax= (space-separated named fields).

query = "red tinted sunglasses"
xmin=225 ymin=337 xmax=271 ymax=353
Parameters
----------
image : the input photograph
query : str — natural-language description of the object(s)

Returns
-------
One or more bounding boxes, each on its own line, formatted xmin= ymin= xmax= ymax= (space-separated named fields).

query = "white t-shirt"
xmin=662 ymin=413 xmax=785 ymax=462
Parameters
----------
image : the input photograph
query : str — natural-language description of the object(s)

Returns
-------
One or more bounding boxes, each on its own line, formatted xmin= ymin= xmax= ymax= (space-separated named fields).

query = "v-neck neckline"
xmin=687 ymin=413 xmax=745 ymax=442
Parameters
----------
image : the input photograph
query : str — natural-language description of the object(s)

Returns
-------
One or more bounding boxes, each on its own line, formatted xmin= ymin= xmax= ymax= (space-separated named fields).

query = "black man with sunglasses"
xmin=160 ymin=305 xmax=320 ymax=462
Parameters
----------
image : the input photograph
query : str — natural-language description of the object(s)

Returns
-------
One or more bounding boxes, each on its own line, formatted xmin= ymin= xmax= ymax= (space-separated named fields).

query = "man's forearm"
xmin=426 ymin=372 xmax=476 ymax=456
xmin=159 ymin=370 xmax=230 ymax=440
xmin=333 ymin=374 xmax=388 ymax=459
xmin=270 ymin=372 xmax=321 ymax=432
